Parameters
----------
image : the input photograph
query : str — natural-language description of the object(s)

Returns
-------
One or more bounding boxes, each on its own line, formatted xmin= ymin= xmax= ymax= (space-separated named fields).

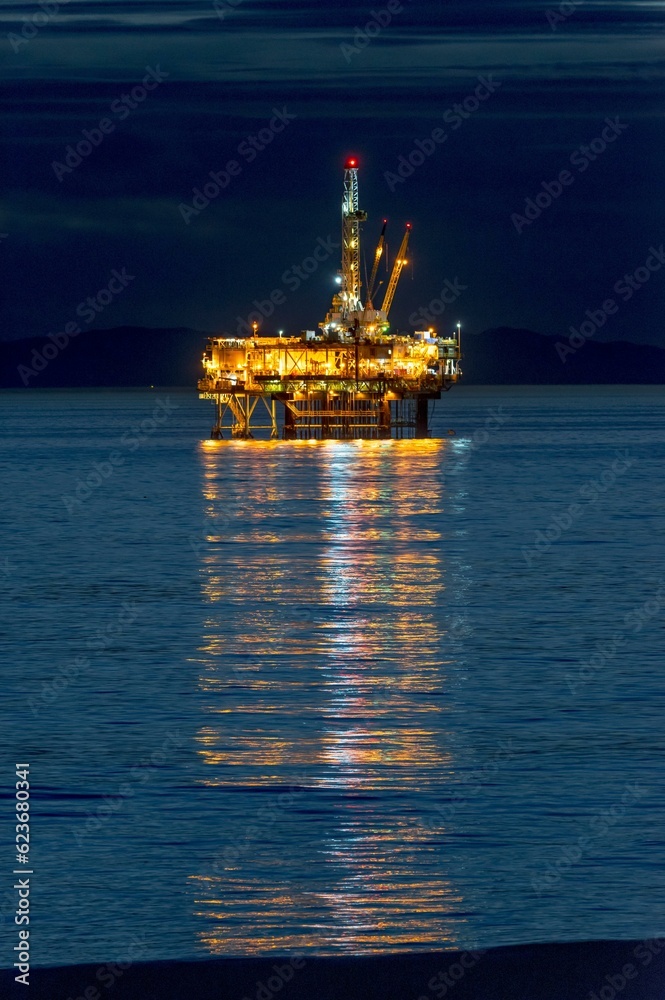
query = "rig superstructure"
xmin=198 ymin=156 xmax=461 ymax=439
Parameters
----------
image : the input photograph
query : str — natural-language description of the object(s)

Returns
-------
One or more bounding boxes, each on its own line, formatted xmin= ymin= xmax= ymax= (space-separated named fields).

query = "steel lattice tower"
xmin=340 ymin=156 xmax=367 ymax=318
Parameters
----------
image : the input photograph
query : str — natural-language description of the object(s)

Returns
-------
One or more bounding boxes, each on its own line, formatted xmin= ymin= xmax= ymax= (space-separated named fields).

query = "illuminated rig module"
xmin=198 ymin=156 xmax=462 ymax=440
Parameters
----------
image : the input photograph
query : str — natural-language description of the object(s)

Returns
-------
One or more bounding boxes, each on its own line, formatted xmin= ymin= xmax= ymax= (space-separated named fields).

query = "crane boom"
xmin=366 ymin=219 xmax=387 ymax=309
xmin=381 ymin=224 xmax=411 ymax=317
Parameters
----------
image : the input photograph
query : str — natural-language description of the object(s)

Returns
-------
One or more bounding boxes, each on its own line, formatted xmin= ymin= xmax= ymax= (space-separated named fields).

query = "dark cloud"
xmin=1 ymin=1 xmax=664 ymax=349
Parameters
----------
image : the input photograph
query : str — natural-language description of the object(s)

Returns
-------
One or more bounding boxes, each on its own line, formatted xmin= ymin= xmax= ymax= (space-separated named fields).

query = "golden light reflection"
xmin=190 ymin=440 xmax=472 ymax=954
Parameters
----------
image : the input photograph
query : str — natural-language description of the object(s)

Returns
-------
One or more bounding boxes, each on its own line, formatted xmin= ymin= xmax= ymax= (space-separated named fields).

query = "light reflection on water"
xmin=193 ymin=440 xmax=468 ymax=954
xmin=3 ymin=387 xmax=664 ymax=966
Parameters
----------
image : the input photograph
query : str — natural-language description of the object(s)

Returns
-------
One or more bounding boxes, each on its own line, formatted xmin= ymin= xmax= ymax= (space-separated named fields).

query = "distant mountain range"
xmin=462 ymin=327 xmax=665 ymax=384
xmin=1 ymin=325 xmax=664 ymax=388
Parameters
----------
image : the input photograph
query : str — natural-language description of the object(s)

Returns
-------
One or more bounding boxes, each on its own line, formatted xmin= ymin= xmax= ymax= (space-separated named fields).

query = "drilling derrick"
xmin=324 ymin=156 xmax=368 ymax=332
xmin=340 ymin=156 xmax=367 ymax=318
xmin=198 ymin=154 xmax=462 ymax=441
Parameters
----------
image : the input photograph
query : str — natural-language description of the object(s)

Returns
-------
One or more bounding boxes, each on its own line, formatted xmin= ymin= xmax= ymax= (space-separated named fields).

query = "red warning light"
xmin=345 ymin=156 xmax=358 ymax=169
xmin=406 ymin=222 xmax=412 ymax=229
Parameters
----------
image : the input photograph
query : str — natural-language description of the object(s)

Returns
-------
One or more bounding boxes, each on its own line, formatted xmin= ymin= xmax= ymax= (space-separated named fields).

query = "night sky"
xmin=2 ymin=0 xmax=664 ymax=346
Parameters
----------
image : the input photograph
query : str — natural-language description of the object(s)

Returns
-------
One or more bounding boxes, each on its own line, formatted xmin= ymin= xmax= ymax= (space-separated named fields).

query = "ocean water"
xmin=1 ymin=385 xmax=664 ymax=969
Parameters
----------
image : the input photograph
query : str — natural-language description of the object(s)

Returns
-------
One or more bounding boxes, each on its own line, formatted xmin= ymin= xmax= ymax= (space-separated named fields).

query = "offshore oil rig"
xmin=198 ymin=156 xmax=461 ymax=439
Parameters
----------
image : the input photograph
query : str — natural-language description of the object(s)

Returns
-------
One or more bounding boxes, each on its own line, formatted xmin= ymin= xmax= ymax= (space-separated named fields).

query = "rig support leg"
xmin=244 ymin=393 xmax=251 ymax=438
xmin=322 ymin=392 xmax=331 ymax=439
xmin=211 ymin=394 xmax=223 ymax=439
xmin=379 ymin=398 xmax=392 ymax=439
xmin=283 ymin=401 xmax=296 ymax=440
xmin=415 ymin=396 xmax=429 ymax=439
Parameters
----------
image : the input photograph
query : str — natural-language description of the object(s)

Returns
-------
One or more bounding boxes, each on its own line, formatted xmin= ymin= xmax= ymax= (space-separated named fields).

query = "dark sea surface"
xmin=1 ymin=385 xmax=664 ymax=970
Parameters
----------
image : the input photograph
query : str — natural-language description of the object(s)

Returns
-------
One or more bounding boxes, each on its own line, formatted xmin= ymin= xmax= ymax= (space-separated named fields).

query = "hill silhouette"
xmin=1 ymin=325 xmax=663 ymax=388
